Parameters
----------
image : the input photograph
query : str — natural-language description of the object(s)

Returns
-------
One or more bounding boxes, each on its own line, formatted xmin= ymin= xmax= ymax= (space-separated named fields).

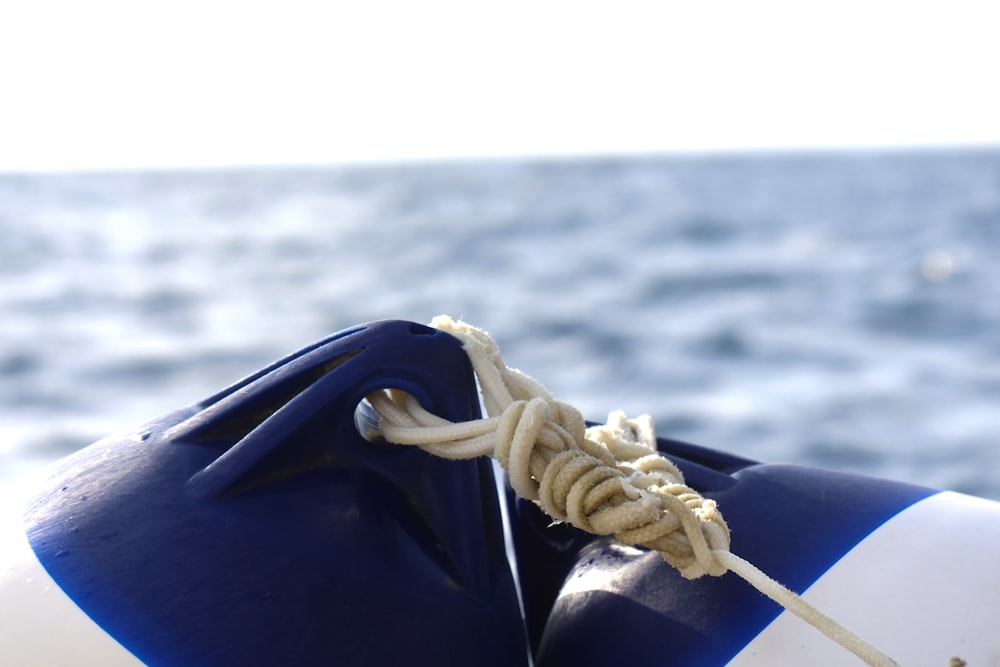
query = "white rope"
xmin=369 ymin=316 xmax=900 ymax=667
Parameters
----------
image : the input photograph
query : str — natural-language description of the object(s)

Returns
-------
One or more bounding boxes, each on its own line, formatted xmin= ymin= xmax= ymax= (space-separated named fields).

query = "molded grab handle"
xmin=24 ymin=321 xmax=529 ymax=667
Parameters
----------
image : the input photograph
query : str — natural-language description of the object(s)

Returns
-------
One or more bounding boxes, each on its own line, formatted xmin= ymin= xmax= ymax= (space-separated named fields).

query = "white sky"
xmin=2 ymin=0 xmax=999 ymax=172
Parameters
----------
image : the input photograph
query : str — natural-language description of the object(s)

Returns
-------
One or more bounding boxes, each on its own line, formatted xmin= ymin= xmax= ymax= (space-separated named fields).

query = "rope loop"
xmin=368 ymin=316 xmax=903 ymax=667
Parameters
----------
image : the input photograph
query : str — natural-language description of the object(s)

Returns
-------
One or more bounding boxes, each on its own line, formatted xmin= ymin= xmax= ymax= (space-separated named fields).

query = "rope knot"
xmin=377 ymin=317 xmax=733 ymax=580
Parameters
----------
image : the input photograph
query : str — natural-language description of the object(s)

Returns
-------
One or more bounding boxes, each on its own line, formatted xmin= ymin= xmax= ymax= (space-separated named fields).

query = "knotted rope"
xmin=368 ymin=316 xmax=899 ymax=667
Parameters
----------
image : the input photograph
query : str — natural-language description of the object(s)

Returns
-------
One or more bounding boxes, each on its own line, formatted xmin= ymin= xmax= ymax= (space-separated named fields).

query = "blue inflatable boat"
xmin=1 ymin=320 xmax=997 ymax=666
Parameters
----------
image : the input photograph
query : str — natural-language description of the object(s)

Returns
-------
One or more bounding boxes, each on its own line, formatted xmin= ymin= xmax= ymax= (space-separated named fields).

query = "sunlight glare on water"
xmin=1 ymin=151 xmax=999 ymax=500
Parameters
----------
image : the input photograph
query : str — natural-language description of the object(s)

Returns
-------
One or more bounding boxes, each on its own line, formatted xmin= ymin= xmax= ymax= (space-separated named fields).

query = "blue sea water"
xmin=1 ymin=150 xmax=999 ymax=500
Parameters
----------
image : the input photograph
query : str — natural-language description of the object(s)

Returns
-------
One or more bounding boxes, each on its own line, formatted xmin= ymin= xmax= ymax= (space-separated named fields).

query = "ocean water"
xmin=2 ymin=150 xmax=999 ymax=500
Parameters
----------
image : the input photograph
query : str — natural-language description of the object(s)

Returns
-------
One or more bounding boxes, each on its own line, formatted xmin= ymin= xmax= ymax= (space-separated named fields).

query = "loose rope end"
xmin=715 ymin=551 xmax=900 ymax=667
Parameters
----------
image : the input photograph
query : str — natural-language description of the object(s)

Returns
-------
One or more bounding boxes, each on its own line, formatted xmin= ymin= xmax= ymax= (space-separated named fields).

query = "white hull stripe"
xmin=728 ymin=490 xmax=1000 ymax=665
xmin=0 ymin=495 xmax=144 ymax=666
